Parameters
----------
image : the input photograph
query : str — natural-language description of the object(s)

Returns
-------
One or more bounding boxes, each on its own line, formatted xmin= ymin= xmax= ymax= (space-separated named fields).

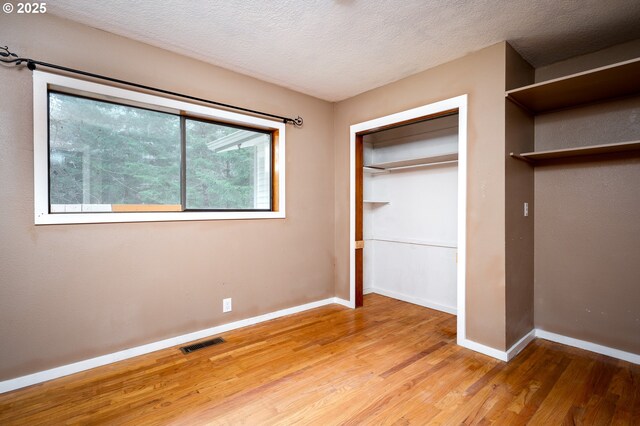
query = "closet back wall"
xmin=364 ymin=167 xmax=458 ymax=313
xmin=0 ymin=13 xmax=335 ymax=381
xmin=533 ymin=42 xmax=640 ymax=355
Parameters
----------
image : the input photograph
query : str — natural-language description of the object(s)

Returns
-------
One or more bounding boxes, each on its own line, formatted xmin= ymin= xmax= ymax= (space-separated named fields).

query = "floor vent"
xmin=180 ymin=337 xmax=225 ymax=354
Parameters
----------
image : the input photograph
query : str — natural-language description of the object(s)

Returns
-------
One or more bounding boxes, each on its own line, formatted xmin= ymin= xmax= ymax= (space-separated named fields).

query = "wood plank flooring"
xmin=0 ymin=294 xmax=638 ymax=425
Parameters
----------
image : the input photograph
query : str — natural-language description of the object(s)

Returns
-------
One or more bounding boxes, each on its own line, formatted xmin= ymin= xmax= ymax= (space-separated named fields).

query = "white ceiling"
xmin=48 ymin=0 xmax=640 ymax=102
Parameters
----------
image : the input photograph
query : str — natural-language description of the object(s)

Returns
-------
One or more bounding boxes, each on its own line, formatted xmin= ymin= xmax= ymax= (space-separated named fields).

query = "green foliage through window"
xmin=48 ymin=92 xmax=272 ymax=212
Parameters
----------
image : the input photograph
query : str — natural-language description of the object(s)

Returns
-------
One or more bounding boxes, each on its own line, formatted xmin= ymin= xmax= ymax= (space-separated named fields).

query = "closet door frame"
xmin=348 ymin=95 xmax=469 ymax=343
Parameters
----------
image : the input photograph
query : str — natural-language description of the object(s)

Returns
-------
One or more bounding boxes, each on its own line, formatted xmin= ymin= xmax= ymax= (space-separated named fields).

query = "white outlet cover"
xmin=223 ymin=298 xmax=232 ymax=313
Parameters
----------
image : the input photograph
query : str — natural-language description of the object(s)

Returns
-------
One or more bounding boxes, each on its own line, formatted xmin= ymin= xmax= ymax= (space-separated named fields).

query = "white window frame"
xmin=33 ymin=71 xmax=286 ymax=225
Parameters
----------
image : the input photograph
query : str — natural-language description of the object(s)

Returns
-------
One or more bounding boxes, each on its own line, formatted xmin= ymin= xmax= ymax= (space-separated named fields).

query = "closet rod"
xmin=0 ymin=45 xmax=304 ymax=127
xmin=366 ymin=237 xmax=457 ymax=249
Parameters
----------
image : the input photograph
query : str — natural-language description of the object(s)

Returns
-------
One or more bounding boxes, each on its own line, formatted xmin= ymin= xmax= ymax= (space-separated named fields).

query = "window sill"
xmin=35 ymin=210 xmax=286 ymax=225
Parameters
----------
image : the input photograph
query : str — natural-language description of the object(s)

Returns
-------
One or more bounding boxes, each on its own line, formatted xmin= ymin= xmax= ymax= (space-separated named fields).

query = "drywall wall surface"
xmin=365 ymin=164 xmax=458 ymax=312
xmin=334 ymin=43 xmax=508 ymax=350
xmin=504 ymin=44 xmax=535 ymax=348
xmin=506 ymin=43 xmax=535 ymax=91
xmin=534 ymin=91 xmax=640 ymax=354
xmin=534 ymin=157 xmax=640 ymax=354
xmin=535 ymin=38 xmax=640 ymax=82
xmin=0 ymin=13 xmax=335 ymax=380
xmin=535 ymin=97 xmax=640 ymax=150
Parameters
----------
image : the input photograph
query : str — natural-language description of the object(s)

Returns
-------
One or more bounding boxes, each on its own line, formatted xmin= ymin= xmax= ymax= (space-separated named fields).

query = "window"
xmin=34 ymin=71 xmax=285 ymax=224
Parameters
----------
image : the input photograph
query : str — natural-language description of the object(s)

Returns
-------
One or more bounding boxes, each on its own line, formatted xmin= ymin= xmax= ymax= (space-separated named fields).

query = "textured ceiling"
xmin=47 ymin=0 xmax=640 ymax=101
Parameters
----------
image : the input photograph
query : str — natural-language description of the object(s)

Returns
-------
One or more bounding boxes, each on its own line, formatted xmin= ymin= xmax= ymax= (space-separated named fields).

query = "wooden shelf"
xmin=510 ymin=140 xmax=640 ymax=164
xmin=363 ymin=200 xmax=390 ymax=205
xmin=363 ymin=166 xmax=389 ymax=175
xmin=506 ymin=57 xmax=640 ymax=113
xmin=365 ymin=152 xmax=458 ymax=171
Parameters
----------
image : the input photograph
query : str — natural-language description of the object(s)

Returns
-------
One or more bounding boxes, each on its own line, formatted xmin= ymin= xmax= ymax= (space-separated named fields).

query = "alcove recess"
xmin=505 ymin=44 xmax=640 ymax=355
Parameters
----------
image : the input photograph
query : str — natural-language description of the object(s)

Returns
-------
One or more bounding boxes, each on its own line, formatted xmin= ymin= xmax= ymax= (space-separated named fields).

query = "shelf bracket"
xmin=505 ymin=94 xmax=534 ymax=115
xmin=509 ymin=152 xmax=535 ymax=164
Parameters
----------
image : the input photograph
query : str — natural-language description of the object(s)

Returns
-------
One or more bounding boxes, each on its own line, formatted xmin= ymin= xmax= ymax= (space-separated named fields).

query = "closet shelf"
xmin=365 ymin=152 xmax=458 ymax=171
xmin=510 ymin=140 xmax=640 ymax=164
xmin=363 ymin=166 xmax=389 ymax=175
xmin=363 ymin=200 xmax=390 ymax=205
xmin=506 ymin=57 xmax=640 ymax=113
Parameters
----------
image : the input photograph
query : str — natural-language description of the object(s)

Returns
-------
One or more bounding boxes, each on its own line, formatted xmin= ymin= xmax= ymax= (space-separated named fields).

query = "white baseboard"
xmin=460 ymin=328 xmax=640 ymax=365
xmin=0 ymin=297 xmax=342 ymax=394
xmin=506 ymin=329 xmax=537 ymax=361
xmin=363 ymin=287 xmax=375 ymax=295
xmin=332 ymin=297 xmax=354 ymax=308
xmin=368 ymin=287 xmax=457 ymax=315
xmin=458 ymin=329 xmax=536 ymax=362
xmin=536 ymin=329 xmax=640 ymax=365
xmin=458 ymin=337 xmax=508 ymax=361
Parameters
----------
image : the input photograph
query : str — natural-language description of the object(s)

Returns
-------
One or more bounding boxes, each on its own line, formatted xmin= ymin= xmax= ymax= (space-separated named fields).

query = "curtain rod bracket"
xmin=1 ymin=45 xmax=303 ymax=127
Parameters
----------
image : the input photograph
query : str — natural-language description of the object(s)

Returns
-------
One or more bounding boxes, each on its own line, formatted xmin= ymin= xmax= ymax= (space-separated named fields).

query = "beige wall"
xmin=504 ymin=45 xmax=535 ymax=348
xmin=535 ymin=39 xmax=640 ymax=82
xmin=535 ymin=156 xmax=640 ymax=354
xmin=333 ymin=43 xmax=511 ymax=350
xmin=533 ymin=43 xmax=640 ymax=354
xmin=0 ymin=14 xmax=335 ymax=380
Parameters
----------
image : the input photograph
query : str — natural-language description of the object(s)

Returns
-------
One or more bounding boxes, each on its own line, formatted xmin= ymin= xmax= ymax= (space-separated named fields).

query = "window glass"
xmin=185 ymin=119 xmax=271 ymax=210
xmin=49 ymin=92 xmax=181 ymax=212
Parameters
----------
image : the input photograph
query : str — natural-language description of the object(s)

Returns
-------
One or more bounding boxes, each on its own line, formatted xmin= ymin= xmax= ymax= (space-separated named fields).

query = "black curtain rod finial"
xmin=287 ymin=116 xmax=303 ymax=127
xmin=1 ymin=44 xmax=303 ymax=127
xmin=0 ymin=45 xmax=15 ymax=57
xmin=0 ymin=45 xmax=20 ymax=62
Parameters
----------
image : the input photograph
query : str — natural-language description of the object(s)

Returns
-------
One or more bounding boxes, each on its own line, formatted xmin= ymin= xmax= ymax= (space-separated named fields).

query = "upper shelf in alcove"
xmin=510 ymin=140 xmax=640 ymax=164
xmin=506 ymin=57 xmax=640 ymax=113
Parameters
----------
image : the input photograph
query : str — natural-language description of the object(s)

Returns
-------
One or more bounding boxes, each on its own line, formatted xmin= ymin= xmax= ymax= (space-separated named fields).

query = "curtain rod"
xmin=0 ymin=45 xmax=303 ymax=127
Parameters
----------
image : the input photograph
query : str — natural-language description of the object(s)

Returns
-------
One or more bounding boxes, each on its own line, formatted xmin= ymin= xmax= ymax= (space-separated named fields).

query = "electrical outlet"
xmin=524 ymin=202 xmax=529 ymax=217
xmin=223 ymin=298 xmax=232 ymax=313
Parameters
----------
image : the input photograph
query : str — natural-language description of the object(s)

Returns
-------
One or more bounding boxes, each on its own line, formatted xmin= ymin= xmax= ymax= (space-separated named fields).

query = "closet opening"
xmin=349 ymin=95 xmax=468 ymax=344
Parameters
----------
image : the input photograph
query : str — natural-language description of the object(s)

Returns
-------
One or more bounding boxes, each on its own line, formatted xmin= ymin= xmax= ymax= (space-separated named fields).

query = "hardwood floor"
xmin=0 ymin=294 xmax=638 ymax=425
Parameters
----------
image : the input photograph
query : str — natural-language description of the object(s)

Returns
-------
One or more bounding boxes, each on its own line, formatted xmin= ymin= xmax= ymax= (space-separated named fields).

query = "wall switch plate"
xmin=524 ymin=202 xmax=529 ymax=217
xmin=223 ymin=298 xmax=232 ymax=313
